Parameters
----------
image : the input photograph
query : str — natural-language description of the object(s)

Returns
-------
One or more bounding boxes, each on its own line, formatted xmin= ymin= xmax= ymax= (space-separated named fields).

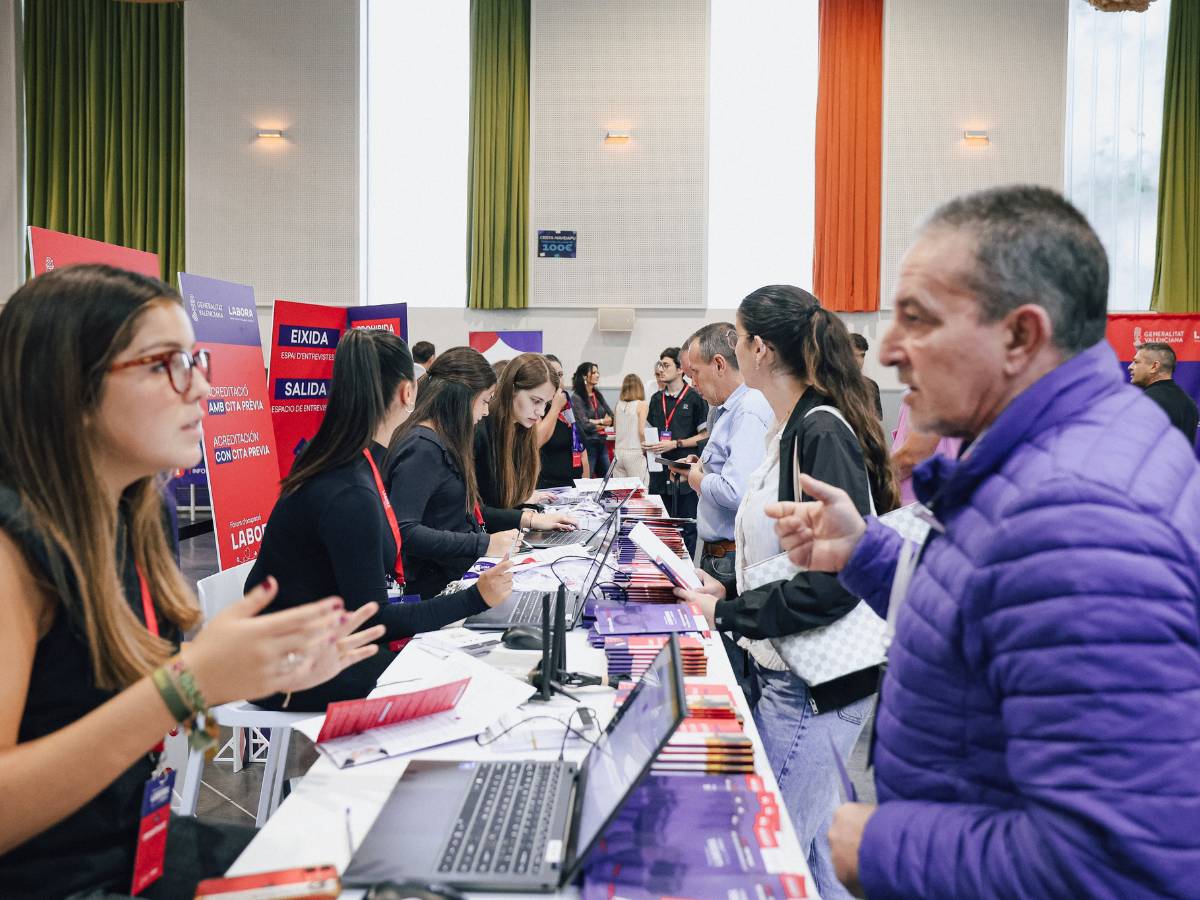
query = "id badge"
xmin=659 ymin=430 xmax=672 ymax=442
xmin=130 ymin=769 xmax=174 ymax=894
xmin=571 ymin=450 xmax=583 ymax=468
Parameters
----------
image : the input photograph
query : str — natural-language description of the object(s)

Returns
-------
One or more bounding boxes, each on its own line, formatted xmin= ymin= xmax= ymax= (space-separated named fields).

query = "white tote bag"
xmin=742 ymin=406 xmax=887 ymax=688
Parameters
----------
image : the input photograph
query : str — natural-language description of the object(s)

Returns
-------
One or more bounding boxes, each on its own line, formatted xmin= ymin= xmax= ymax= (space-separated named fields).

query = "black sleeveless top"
xmin=0 ymin=485 xmax=180 ymax=897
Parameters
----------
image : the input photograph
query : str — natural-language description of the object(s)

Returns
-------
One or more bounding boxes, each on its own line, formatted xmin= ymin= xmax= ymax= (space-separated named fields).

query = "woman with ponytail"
xmin=249 ymin=331 xmax=513 ymax=712
xmin=0 ymin=266 xmax=380 ymax=896
xmin=674 ymin=284 xmax=899 ymax=900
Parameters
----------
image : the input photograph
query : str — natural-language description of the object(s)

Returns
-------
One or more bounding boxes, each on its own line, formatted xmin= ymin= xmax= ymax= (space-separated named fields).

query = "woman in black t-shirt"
xmin=0 ymin=266 xmax=380 ymax=897
xmin=537 ymin=354 xmax=589 ymax=487
xmin=248 ymin=331 xmax=514 ymax=711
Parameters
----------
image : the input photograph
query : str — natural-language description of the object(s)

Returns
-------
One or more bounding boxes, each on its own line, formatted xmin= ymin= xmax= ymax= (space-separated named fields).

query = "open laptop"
xmin=525 ymin=467 xmax=616 ymax=548
xmin=343 ymin=635 xmax=687 ymax=892
xmin=462 ymin=497 xmax=626 ymax=631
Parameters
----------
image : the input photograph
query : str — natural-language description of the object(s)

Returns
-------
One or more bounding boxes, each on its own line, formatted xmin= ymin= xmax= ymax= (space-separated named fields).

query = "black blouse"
xmin=246 ymin=442 xmax=487 ymax=711
xmin=386 ymin=426 xmax=521 ymax=599
xmin=539 ymin=414 xmax=583 ymax=488
xmin=0 ymin=485 xmax=178 ymax=896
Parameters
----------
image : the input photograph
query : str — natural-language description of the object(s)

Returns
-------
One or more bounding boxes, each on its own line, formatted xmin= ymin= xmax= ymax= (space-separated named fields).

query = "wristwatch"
xmin=675 ymin=439 xmax=682 ymax=450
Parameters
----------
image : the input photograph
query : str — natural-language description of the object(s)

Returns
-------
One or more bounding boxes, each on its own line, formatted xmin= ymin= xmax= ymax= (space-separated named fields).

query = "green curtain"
xmin=1150 ymin=0 xmax=1199 ymax=313
xmin=24 ymin=0 xmax=185 ymax=285
xmin=467 ymin=0 xmax=529 ymax=310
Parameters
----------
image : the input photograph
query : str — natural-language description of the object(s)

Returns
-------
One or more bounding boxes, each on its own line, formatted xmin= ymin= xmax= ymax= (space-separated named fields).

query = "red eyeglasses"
xmin=108 ymin=348 xmax=213 ymax=395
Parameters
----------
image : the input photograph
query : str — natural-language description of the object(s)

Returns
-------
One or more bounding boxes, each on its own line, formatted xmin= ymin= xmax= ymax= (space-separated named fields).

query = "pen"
xmin=345 ymin=805 xmax=355 ymax=857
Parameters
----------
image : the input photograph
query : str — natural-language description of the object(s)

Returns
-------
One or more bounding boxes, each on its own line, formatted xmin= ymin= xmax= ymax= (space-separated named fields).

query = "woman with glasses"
xmin=246 ymin=330 xmax=515 ymax=712
xmin=570 ymin=361 xmax=613 ymax=477
xmin=0 ymin=265 xmax=381 ymax=897
xmin=385 ymin=348 xmax=528 ymax=600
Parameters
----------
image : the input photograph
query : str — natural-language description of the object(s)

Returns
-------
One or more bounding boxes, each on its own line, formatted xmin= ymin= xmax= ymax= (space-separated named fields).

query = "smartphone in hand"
xmin=653 ymin=455 xmax=693 ymax=470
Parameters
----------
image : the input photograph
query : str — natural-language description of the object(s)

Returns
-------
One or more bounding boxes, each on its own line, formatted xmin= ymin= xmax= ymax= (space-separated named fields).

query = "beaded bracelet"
xmin=169 ymin=658 xmax=221 ymax=758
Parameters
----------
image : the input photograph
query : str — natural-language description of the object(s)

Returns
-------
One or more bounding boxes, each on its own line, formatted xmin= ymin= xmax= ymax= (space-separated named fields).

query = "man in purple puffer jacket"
xmin=770 ymin=185 xmax=1200 ymax=898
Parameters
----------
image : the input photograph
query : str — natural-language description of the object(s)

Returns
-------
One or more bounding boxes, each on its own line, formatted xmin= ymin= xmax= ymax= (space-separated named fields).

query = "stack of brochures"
xmin=586 ymin=601 xmax=707 ymax=647
xmin=603 ymin=634 xmax=707 ymax=680
xmin=614 ymin=681 xmax=755 ymax=776
xmin=582 ymin=775 xmax=808 ymax=899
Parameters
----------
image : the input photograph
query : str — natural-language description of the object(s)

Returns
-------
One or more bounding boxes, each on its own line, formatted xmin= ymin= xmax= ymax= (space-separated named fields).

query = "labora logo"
xmin=279 ymin=325 xmax=340 ymax=348
xmin=229 ymin=305 xmax=255 ymax=320
xmin=274 ymin=378 xmax=331 ymax=400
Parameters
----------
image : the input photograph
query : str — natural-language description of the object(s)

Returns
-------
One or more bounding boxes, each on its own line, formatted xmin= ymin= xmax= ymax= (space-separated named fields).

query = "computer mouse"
xmin=501 ymin=624 xmax=545 ymax=651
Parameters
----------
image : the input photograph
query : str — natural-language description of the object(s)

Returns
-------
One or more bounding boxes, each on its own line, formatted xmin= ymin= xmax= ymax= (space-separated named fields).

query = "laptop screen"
xmin=567 ymin=635 xmax=686 ymax=876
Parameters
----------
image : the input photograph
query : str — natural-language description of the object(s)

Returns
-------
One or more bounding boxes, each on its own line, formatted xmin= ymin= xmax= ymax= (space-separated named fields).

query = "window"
xmin=1065 ymin=0 xmax=1171 ymax=311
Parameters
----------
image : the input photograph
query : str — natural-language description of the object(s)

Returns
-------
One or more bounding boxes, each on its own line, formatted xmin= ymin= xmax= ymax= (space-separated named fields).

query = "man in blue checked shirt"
xmin=680 ymin=322 xmax=773 ymax=701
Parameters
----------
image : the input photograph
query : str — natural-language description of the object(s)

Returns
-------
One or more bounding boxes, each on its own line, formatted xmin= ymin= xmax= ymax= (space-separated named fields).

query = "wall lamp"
xmin=603 ymin=130 xmax=631 ymax=144
xmin=963 ymin=130 xmax=990 ymax=147
xmin=256 ymin=129 xmax=285 ymax=140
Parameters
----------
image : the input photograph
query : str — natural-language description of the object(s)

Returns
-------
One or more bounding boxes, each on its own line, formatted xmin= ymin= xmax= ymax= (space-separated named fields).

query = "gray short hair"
xmin=684 ymin=322 xmax=739 ymax=370
xmin=1138 ymin=341 xmax=1177 ymax=374
xmin=922 ymin=185 xmax=1108 ymax=355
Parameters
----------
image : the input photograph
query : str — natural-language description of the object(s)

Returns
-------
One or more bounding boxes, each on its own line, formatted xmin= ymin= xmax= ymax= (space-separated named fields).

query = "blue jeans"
xmin=752 ymin=665 xmax=873 ymax=900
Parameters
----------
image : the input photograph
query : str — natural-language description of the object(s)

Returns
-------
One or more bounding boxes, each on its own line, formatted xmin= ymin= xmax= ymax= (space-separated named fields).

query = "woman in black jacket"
xmin=674 ymin=285 xmax=899 ymax=900
xmin=386 ymin=348 xmax=568 ymax=599
xmin=570 ymin=361 xmax=613 ymax=477
xmin=248 ymin=331 xmax=513 ymax=711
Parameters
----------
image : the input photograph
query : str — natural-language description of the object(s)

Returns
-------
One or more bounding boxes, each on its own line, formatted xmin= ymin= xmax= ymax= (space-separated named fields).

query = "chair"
xmin=175 ymin=560 xmax=310 ymax=827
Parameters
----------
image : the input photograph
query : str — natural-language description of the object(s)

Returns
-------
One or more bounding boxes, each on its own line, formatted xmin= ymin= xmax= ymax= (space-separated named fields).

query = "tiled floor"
xmin=176 ymin=530 xmax=876 ymax=831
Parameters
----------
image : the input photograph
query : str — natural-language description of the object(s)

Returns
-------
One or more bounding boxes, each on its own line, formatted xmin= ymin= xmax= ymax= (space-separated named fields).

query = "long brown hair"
xmin=739 ymin=285 xmax=900 ymax=513
xmin=0 ymin=265 xmax=200 ymax=690
xmin=388 ymin=347 xmax=496 ymax=514
xmin=282 ymin=329 xmax=413 ymax=494
xmin=620 ymin=373 xmax=645 ymax=402
xmin=489 ymin=353 xmax=559 ymax=507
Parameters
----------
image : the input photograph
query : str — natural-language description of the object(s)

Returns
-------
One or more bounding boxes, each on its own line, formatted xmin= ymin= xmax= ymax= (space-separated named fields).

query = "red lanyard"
xmin=473 ymin=502 xmax=485 ymax=526
xmin=661 ymin=384 xmax=690 ymax=432
xmin=588 ymin=392 xmax=599 ymax=413
xmin=363 ymin=448 xmax=405 ymax=585
xmin=136 ymin=565 xmax=159 ymax=637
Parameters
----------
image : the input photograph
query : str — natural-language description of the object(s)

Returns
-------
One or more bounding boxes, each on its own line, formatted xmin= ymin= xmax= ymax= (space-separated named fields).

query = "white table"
xmin=228 ymin=568 xmax=817 ymax=898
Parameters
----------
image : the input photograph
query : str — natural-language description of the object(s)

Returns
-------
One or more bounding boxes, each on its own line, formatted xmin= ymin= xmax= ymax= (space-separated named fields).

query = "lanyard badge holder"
xmin=363 ymin=449 xmax=420 ymax=649
xmin=133 ymin=566 xmax=172 ymax=895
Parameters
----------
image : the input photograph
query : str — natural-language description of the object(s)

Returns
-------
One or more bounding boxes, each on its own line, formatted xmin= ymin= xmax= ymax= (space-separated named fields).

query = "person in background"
xmin=890 ymin=395 xmax=961 ymax=505
xmin=571 ymin=361 xmax=613 ymax=477
xmin=1128 ymin=341 xmax=1199 ymax=443
xmin=248 ymin=330 xmax=514 ymax=712
xmin=644 ymin=347 xmax=708 ymax=544
xmin=0 ymin=265 xmax=379 ymax=897
xmin=675 ymin=286 xmax=899 ymax=900
xmin=610 ymin=373 xmax=650 ymax=485
xmin=771 ymin=186 xmax=1200 ymax=900
xmin=474 ymin=353 xmax=581 ymax=523
xmin=411 ymin=340 xmax=436 ymax=380
xmin=491 ymin=359 xmax=510 ymax=380
xmin=678 ymin=322 xmax=773 ymax=701
xmin=537 ymin=354 xmax=590 ymax=487
xmin=850 ymin=333 xmax=884 ymax=420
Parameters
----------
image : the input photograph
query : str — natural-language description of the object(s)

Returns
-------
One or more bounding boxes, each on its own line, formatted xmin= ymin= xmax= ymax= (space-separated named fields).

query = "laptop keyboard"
xmin=437 ymin=761 xmax=563 ymax=877
xmin=509 ymin=591 xmax=545 ymax=624
xmin=535 ymin=530 xmax=584 ymax=546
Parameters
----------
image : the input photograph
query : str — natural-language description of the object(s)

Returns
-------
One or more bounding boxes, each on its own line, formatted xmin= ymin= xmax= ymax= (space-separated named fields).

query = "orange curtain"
xmin=812 ymin=0 xmax=883 ymax=312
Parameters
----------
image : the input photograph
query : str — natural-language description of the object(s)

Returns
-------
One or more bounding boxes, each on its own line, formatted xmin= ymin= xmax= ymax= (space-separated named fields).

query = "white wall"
xmin=529 ymin=0 xmax=709 ymax=309
xmin=185 ymin=0 xmax=358 ymax=320
xmin=880 ymin=0 xmax=1069 ymax=310
xmin=0 ymin=0 xmax=22 ymax=298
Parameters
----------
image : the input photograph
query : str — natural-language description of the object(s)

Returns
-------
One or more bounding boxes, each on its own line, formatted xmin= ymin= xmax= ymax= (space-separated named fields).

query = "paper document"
xmin=295 ymin=651 xmax=536 ymax=768
xmin=627 ymin=521 xmax=702 ymax=589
